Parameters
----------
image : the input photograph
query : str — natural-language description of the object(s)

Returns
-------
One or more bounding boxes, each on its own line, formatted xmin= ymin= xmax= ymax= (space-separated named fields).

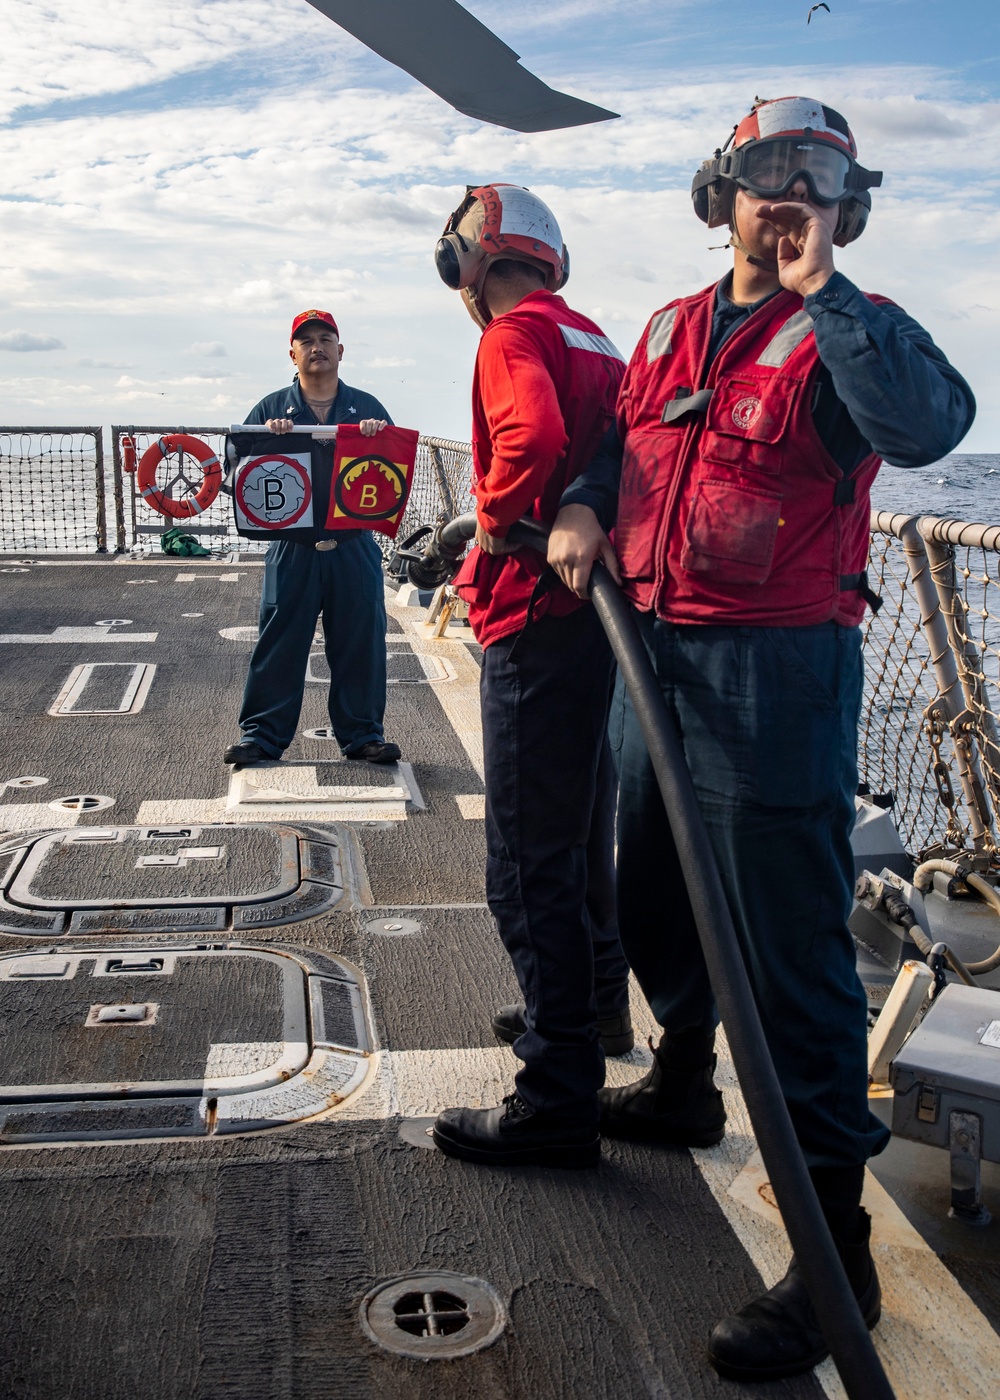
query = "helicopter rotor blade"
xmin=303 ymin=0 xmax=618 ymax=132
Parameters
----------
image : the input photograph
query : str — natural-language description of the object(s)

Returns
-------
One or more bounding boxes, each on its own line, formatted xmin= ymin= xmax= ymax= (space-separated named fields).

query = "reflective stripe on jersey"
xmin=557 ymin=324 xmax=625 ymax=360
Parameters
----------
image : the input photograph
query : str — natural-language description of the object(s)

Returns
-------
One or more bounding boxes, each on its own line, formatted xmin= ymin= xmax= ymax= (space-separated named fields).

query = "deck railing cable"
xmin=4 ymin=421 xmax=1000 ymax=868
xmin=865 ymin=511 xmax=1000 ymax=863
xmin=0 ymin=428 xmax=106 ymax=552
xmin=108 ymin=426 xmax=475 ymax=562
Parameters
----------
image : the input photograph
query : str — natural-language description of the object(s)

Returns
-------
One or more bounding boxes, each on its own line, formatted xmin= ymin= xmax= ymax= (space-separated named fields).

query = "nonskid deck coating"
xmin=0 ymin=557 xmax=996 ymax=1399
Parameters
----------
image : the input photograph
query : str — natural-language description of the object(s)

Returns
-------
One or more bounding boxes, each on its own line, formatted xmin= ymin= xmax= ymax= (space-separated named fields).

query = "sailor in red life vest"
xmin=548 ymin=98 xmax=975 ymax=1380
xmin=429 ymin=184 xmax=633 ymax=1169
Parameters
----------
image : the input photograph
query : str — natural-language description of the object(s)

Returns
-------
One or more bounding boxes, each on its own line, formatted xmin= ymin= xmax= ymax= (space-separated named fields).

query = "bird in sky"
xmin=807 ymin=3 xmax=831 ymax=21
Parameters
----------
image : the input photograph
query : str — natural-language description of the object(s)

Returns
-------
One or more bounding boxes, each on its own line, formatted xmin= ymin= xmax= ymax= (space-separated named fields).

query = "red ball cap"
xmin=290 ymin=309 xmax=339 ymax=344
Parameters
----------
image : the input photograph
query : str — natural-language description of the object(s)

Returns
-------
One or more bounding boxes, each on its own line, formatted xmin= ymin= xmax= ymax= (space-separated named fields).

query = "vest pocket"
xmin=616 ymin=431 xmax=679 ymax=590
xmin=681 ymin=478 xmax=782 ymax=584
xmin=701 ymin=375 xmax=798 ymax=475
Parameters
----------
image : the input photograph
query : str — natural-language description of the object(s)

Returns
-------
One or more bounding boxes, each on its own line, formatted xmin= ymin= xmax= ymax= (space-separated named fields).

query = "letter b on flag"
xmin=264 ymin=479 xmax=287 ymax=512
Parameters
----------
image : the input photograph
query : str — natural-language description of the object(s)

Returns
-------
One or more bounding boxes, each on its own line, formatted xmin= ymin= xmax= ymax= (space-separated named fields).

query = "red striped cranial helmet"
xmin=691 ymin=96 xmax=882 ymax=246
xmin=435 ymin=184 xmax=570 ymax=327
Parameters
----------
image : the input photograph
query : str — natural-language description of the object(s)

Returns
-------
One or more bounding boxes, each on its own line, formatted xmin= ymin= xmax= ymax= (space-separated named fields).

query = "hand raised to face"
xmin=752 ymin=199 xmax=839 ymax=299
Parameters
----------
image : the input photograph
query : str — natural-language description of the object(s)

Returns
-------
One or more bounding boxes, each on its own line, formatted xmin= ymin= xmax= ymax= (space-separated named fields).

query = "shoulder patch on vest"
xmin=756 ymin=310 xmax=814 ymax=368
xmin=646 ymin=307 xmax=679 ymax=363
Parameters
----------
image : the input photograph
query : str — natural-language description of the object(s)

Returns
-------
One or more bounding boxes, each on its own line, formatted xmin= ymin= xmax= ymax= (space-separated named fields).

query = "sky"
xmin=1 ymin=0 xmax=998 ymax=456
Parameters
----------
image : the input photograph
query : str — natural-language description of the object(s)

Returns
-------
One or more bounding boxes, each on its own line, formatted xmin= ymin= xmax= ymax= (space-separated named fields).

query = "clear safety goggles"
xmin=718 ymin=138 xmax=880 ymax=206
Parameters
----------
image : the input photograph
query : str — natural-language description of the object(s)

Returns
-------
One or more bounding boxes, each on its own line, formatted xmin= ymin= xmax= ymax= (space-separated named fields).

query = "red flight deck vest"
xmin=616 ymin=281 xmax=885 ymax=627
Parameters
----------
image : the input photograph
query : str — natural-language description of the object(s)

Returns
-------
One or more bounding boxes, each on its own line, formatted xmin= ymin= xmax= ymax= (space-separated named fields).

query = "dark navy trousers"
xmin=481 ymin=605 xmax=631 ymax=1124
xmin=239 ymin=535 xmax=388 ymax=756
xmin=613 ymin=615 xmax=891 ymax=1168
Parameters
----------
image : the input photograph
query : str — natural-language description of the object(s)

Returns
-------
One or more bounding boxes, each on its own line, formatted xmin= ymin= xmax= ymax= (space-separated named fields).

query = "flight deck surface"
xmin=0 ymin=556 xmax=996 ymax=1399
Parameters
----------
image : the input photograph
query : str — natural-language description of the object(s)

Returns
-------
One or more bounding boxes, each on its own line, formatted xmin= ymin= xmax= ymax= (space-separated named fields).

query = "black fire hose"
xmin=409 ymin=514 xmax=895 ymax=1400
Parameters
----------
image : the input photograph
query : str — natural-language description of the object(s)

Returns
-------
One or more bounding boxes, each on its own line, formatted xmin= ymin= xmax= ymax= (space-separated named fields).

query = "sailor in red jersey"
xmin=430 ymin=184 xmax=632 ymax=1169
xmin=548 ymin=99 xmax=975 ymax=1380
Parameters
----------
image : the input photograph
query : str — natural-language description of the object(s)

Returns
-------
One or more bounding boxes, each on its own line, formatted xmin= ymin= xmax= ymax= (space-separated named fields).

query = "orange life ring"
xmin=136 ymin=434 xmax=222 ymax=518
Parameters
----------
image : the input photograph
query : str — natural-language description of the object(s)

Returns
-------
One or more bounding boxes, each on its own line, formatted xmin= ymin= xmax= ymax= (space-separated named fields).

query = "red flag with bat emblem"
xmin=325 ymin=424 xmax=419 ymax=539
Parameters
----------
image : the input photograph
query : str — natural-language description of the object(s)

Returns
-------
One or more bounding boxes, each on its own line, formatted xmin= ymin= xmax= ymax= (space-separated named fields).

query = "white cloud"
xmin=0 ymin=329 xmax=65 ymax=351
xmin=0 ymin=0 xmax=355 ymax=122
xmin=0 ymin=8 xmax=995 ymax=451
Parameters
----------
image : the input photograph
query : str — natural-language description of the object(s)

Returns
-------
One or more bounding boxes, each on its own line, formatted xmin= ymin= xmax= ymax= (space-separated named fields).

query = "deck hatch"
xmin=48 ymin=662 xmax=156 ymax=716
xmin=0 ymin=943 xmax=374 ymax=1144
xmin=0 ymin=823 xmax=347 ymax=935
xmin=10 ymin=826 xmax=297 ymax=909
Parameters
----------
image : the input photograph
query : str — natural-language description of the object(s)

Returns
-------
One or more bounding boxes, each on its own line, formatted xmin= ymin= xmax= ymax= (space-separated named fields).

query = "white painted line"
xmin=0 ymin=626 xmax=157 ymax=643
xmin=174 ymin=572 xmax=197 ymax=582
xmin=217 ymin=572 xmax=240 ymax=582
xmin=334 ymin=1045 xmax=514 ymax=1122
xmin=337 ymin=978 xmax=655 ymax=1125
xmin=0 ymin=802 xmax=80 ymax=831
xmin=385 ymin=595 xmax=484 ymax=780
xmin=135 ymin=800 xmax=227 ymax=824
xmin=455 ymin=794 xmax=485 ymax=820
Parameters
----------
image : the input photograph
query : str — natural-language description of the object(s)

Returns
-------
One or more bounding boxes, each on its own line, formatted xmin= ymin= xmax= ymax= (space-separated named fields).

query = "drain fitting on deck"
xmin=359 ymin=1271 xmax=506 ymax=1359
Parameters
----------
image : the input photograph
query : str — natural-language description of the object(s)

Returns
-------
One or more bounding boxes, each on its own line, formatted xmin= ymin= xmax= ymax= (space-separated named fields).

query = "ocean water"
xmin=871 ymin=453 xmax=1000 ymax=524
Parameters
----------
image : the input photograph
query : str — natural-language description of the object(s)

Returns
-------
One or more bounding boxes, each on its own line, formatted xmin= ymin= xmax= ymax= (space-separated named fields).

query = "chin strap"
xmin=460 ymin=283 xmax=491 ymax=330
xmin=728 ymin=225 xmax=779 ymax=273
xmin=728 ymin=205 xmax=780 ymax=273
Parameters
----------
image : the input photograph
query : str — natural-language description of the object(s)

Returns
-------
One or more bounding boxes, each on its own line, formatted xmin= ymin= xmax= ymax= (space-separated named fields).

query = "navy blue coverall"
xmin=238 ymin=378 xmax=393 ymax=758
xmin=562 ymin=271 xmax=976 ymax=1167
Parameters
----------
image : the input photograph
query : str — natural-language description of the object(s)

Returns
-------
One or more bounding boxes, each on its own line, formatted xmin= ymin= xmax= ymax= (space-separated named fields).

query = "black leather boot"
xmin=597 ymin=1028 xmax=726 ymax=1146
xmin=433 ymin=1094 xmax=600 ymax=1169
xmin=492 ymin=1003 xmax=635 ymax=1057
xmin=708 ymin=1167 xmax=880 ymax=1382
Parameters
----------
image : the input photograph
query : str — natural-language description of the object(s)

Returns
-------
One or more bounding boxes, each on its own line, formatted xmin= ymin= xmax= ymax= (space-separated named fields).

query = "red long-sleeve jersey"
xmin=453 ymin=289 xmax=625 ymax=647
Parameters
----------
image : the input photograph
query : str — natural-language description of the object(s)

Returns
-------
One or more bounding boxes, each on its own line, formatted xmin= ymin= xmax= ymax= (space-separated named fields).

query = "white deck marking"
xmin=455 ymin=794 xmax=486 ymax=819
xmin=0 ymin=625 xmax=157 ymax=643
xmin=135 ymin=800 xmax=228 ymax=825
xmin=174 ymin=572 xmax=196 ymax=582
xmin=0 ymin=802 xmax=80 ymax=831
xmin=385 ymin=594 xmax=484 ymax=779
xmin=48 ymin=662 xmax=156 ymax=716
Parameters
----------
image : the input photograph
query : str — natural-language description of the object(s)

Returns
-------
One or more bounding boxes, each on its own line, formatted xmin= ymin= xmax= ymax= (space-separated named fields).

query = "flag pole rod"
xmin=228 ymin=424 xmax=340 ymax=438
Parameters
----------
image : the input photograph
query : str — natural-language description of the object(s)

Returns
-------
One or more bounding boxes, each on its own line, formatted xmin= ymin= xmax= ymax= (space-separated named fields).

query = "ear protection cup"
xmin=556 ymin=244 xmax=570 ymax=290
xmin=691 ymin=158 xmax=735 ymax=229
xmin=834 ymin=191 xmax=871 ymax=246
xmin=691 ymin=159 xmax=715 ymax=224
xmin=434 ymin=232 xmax=485 ymax=290
xmin=434 ymin=236 xmax=462 ymax=289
